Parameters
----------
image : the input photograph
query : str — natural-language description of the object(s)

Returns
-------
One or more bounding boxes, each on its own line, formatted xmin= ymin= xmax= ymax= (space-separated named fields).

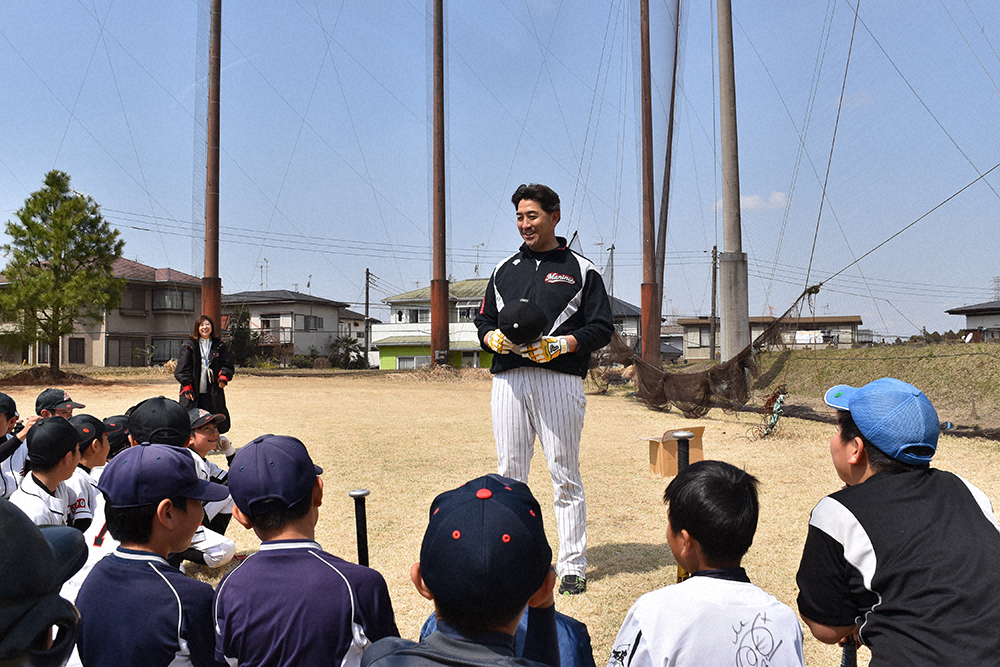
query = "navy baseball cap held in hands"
xmin=98 ymin=443 xmax=229 ymax=508
xmin=498 ymin=299 xmax=548 ymax=345
xmin=825 ymin=377 xmax=939 ymax=465
xmin=420 ymin=475 xmax=552 ymax=618
xmin=227 ymin=435 xmax=323 ymax=515
xmin=0 ymin=498 xmax=87 ymax=665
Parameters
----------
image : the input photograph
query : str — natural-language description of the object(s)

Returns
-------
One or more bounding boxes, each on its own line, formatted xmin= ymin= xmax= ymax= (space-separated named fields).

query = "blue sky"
xmin=1 ymin=0 xmax=998 ymax=338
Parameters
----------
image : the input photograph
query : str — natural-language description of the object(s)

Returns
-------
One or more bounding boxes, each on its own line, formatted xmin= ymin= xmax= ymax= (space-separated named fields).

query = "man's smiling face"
xmin=516 ymin=199 xmax=560 ymax=252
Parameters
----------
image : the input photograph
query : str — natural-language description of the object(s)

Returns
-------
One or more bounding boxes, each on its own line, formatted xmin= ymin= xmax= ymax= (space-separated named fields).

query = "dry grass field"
xmin=10 ymin=369 xmax=1000 ymax=666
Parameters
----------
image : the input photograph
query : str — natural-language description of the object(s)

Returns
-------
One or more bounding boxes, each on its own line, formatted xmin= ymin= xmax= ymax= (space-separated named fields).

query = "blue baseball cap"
xmin=228 ymin=435 xmax=323 ymax=515
xmin=420 ymin=475 xmax=552 ymax=617
xmin=98 ymin=443 xmax=229 ymax=508
xmin=824 ymin=378 xmax=939 ymax=465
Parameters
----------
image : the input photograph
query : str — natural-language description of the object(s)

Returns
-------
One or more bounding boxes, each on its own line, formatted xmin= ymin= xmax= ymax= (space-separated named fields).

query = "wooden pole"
xmin=202 ymin=0 xmax=222 ymax=329
xmin=639 ymin=0 xmax=660 ymax=367
xmin=430 ymin=0 xmax=450 ymax=366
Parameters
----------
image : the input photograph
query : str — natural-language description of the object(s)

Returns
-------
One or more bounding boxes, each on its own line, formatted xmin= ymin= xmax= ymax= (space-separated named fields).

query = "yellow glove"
xmin=486 ymin=329 xmax=516 ymax=354
xmin=523 ymin=336 xmax=569 ymax=363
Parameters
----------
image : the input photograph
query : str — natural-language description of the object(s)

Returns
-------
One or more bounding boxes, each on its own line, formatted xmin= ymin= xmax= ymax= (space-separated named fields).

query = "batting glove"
xmin=524 ymin=336 xmax=569 ymax=363
xmin=486 ymin=329 xmax=516 ymax=354
xmin=218 ymin=435 xmax=236 ymax=457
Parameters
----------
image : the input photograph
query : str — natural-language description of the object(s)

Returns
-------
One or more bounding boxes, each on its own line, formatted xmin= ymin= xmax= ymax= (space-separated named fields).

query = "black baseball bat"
xmin=672 ymin=431 xmax=695 ymax=584
xmin=349 ymin=488 xmax=370 ymax=567
xmin=840 ymin=635 xmax=857 ymax=667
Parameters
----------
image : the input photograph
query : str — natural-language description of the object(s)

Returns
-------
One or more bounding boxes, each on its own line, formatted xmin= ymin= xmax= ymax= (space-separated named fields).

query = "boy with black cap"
xmin=101 ymin=415 xmax=130 ymax=460
xmin=796 ymin=377 xmax=1000 ymax=665
xmin=0 ymin=392 xmax=30 ymax=498
xmin=62 ymin=415 xmax=108 ymax=532
xmin=362 ymin=475 xmax=559 ymax=667
xmin=0 ymin=498 xmax=88 ymax=667
xmin=214 ymin=434 xmax=398 ymax=667
xmin=75 ymin=443 xmax=229 ymax=667
xmin=35 ymin=388 xmax=85 ymax=420
xmin=9 ymin=418 xmax=86 ymax=529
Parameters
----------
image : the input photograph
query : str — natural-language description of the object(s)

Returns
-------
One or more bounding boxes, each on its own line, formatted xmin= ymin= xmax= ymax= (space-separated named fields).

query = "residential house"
xmin=946 ymin=299 xmax=1000 ymax=341
xmin=660 ymin=323 xmax=684 ymax=362
xmin=611 ymin=296 xmax=642 ymax=336
xmin=338 ymin=308 xmax=380 ymax=344
xmin=677 ymin=314 xmax=864 ymax=360
xmin=0 ymin=257 xmax=202 ymax=367
xmin=222 ymin=290 xmax=348 ymax=357
xmin=373 ymin=279 xmax=490 ymax=369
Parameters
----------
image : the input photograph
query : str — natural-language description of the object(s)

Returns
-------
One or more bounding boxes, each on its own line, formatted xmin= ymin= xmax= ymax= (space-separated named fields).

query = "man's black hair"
xmin=105 ymin=496 xmax=190 ymax=545
xmin=245 ymin=495 xmax=312 ymax=533
xmin=433 ymin=597 xmax=526 ymax=636
xmin=663 ymin=460 xmax=759 ymax=565
xmin=836 ymin=410 xmax=930 ymax=473
xmin=511 ymin=183 xmax=560 ymax=213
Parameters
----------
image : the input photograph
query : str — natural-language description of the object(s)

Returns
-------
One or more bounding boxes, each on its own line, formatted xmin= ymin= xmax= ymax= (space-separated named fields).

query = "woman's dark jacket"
xmin=174 ymin=337 xmax=234 ymax=434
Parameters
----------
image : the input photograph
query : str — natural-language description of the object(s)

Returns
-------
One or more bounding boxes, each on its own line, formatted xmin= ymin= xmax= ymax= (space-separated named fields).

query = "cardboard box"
xmin=639 ymin=426 xmax=705 ymax=477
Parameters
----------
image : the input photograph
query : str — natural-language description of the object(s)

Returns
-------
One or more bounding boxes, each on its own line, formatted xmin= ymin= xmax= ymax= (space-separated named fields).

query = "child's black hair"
xmin=244 ymin=496 xmax=312 ymax=533
xmin=663 ymin=460 xmax=759 ymax=565
xmin=105 ymin=496 xmax=190 ymax=545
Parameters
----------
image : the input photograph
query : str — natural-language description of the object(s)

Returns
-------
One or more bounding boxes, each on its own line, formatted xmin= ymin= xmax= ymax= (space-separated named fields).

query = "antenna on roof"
xmin=307 ymin=274 xmax=312 ymax=294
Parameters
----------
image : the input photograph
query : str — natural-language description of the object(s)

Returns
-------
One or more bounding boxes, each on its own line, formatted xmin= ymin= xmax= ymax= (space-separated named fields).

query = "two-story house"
xmin=221 ymin=290 xmax=349 ymax=357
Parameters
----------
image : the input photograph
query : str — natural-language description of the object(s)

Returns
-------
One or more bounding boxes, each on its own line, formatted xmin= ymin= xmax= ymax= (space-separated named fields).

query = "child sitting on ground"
xmin=362 ymin=474 xmax=559 ymax=667
xmin=608 ymin=460 xmax=804 ymax=667
xmin=215 ymin=434 xmax=398 ymax=667
xmin=9 ymin=418 xmax=86 ymax=529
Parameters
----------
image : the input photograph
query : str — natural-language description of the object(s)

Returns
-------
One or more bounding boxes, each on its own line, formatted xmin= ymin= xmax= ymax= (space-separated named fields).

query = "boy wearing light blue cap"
xmin=796 ymin=377 xmax=1000 ymax=666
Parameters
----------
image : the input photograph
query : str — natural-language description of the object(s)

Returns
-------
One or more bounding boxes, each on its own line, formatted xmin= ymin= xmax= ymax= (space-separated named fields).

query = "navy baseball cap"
xmin=98 ymin=443 xmax=229 ymax=508
xmin=498 ymin=299 xmax=549 ymax=345
xmin=228 ymin=435 xmax=323 ymax=516
xmin=825 ymin=377 xmax=939 ymax=465
xmin=0 ymin=393 xmax=16 ymax=419
xmin=0 ymin=499 xmax=86 ymax=663
xmin=35 ymin=388 xmax=85 ymax=415
xmin=26 ymin=418 xmax=83 ymax=469
xmin=420 ymin=475 xmax=552 ymax=617
xmin=188 ymin=408 xmax=225 ymax=430
xmin=126 ymin=397 xmax=191 ymax=447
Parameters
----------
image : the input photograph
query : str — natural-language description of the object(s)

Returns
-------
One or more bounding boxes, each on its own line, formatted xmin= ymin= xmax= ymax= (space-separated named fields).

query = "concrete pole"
xmin=639 ymin=0 xmax=660 ymax=367
xmin=202 ymin=0 xmax=222 ymax=330
xmin=717 ymin=0 xmax=749 ymax=361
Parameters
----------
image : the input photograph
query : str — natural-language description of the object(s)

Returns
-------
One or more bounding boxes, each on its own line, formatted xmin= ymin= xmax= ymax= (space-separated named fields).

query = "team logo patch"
xmin=545 ymin=272 xmax=575 ymax=285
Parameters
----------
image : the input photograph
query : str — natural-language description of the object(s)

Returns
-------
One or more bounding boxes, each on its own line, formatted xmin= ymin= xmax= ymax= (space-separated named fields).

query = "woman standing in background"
xmin=175 ymin=315 xmax=234 ymax=433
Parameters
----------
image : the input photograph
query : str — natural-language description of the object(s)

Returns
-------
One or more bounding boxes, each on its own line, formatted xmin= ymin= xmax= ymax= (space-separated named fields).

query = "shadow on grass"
xmin=586 ymin=542 xmax=674 ymax=583
xmin=753 ymin=350 xmax=792 ymax=390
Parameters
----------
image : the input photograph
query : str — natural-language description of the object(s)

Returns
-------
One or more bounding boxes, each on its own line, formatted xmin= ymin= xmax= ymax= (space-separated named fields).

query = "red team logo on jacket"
xmin=545 ymin=272 xmax=575 ymax=285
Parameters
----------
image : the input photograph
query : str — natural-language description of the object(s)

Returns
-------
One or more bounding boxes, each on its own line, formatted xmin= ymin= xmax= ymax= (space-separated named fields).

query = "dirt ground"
xmin=13 ymin=372 xmax=1000 ymax=666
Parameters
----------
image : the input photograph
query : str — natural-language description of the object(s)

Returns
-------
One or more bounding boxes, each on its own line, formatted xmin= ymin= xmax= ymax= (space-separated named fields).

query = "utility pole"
xmin=202 ymin=0 xmax=222 ymax=330
xmin=638 ymin=0 xmax=660 ymax=367
xmin=365 ymin=268 xmax=371 ymax=363
xmin=710 ymin=246 xmax=718 ymax=361
xmin=717 ymin=0 xmax=749 ymax=361
xmin=430 ymin=0 xmax=450 ymax=366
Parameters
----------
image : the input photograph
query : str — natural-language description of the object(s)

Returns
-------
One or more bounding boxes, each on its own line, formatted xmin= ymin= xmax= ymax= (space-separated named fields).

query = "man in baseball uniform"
xmin=475 ymin=183 xmax=613 ymax=595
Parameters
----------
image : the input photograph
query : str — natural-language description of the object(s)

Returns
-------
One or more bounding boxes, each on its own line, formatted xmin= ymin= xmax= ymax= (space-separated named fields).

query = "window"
xmin=152 ymin=289 xmax=195 ymax=311
xmin=260 ymin=313 xmax=282 ymax=330
xmin=458 ymin=307 xmax=478 ymax=323
xmin=68 ymin=338 xmax=85 ymax=364
xmin=120 ymin=288 xmax=146 ymax=313
xmin=152 ymin=339 xmax=184 ymax=363
xmin=303 ymin=315 xmax=324 ymax=331
xmin=406 ymin=309 xmax=430 ymax=323
xmin=397 ymin=356 xmax=431 ymax=369
xmin=699 ymin=326 xmax=711 ymax=348
xmin=38 ymin=342 xmax=49 ymax=364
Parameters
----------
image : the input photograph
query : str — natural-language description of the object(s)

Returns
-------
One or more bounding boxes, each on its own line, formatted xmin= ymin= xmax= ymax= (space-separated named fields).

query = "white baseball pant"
xmin=491 ymin=366 xmax=587 ymax=577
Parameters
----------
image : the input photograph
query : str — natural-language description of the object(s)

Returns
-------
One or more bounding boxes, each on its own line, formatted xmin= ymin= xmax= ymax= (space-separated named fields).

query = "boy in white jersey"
xmin=608 ymin=460 xmax=804 ymax=667
xmin=10 ymin=418 xmax=85 ymax=528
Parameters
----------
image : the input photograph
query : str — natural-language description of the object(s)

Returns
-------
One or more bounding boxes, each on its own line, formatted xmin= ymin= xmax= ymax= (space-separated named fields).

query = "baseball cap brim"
xmin=824 ymin=384 xmax=858 ymax=411
xmin=191 ymin=413 xmax=226 ymax=429
xmin=187 ymin=478 xmax=231 ymax=503
xmin=39 ymin=525 xmax=89 ymax=586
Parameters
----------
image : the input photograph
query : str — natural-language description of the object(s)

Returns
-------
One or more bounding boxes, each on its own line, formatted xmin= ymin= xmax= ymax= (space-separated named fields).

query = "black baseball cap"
xmin=69 ymin=415 xmax=105 ymax=454
xmin=0 ymin=393 xmax=16 ymax=419
xmin=0 ymin=498 xmax=86 ymax=664
xmin=188 ymin=408 xmax=225 ymax=430
xmin=498 ymin=299 xmax=549 ymax=345
xmin=420 ymin=475 xmax=551 ymax=620
xmin=102 ymin=415 xmax=130 ymax=458
xmin=126 ymin=397 xmax=191 ymax=447
xmin=35 ymin=388 xmax=85 ymax=416
xmin=98 ymin=443 xmax=229 ymax=508
xmin=26 ymin=418 xmax=83 ymax=469
xmin=228 ymin=435 xmax=323 ymax=516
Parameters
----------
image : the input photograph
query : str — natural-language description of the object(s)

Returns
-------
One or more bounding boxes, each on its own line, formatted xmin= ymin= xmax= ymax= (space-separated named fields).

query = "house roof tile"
xmin=222 ymin=290 xmax=349 ymax=308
